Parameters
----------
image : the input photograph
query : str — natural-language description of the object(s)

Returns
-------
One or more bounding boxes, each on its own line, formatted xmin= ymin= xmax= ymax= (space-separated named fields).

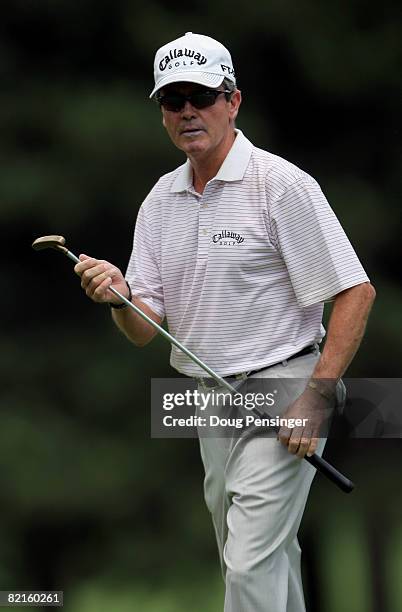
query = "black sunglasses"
xmin=156 ymin=89 xmax=232 ymax=112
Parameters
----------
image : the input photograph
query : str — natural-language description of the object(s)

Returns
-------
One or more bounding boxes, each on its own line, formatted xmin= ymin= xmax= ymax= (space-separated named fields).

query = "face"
xmin=158 ymin=82 xmax=242 ymax=161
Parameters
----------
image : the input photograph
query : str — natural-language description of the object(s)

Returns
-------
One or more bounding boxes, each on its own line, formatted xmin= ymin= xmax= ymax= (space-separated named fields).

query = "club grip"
xmin=306 ymin=453 xmax=354 ymax=493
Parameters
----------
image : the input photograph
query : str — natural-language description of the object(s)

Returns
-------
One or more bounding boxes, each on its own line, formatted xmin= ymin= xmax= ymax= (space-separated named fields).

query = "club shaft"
xmin=65 ymin=250 xmax=81 ymax=264
xmin=64 ymin=247 xmax=354 ymax=493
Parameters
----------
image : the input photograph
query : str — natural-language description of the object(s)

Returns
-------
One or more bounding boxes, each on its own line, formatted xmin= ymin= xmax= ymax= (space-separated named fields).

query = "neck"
xmin=189 ymin=130 xmax=236 ymax=194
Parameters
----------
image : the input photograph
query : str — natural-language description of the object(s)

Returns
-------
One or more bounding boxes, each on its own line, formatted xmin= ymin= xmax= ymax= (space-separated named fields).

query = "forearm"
xmin=111 ymin=297 xmax=162 ymax=347
xmin=313 ymin=282 xmax=376 ymax=381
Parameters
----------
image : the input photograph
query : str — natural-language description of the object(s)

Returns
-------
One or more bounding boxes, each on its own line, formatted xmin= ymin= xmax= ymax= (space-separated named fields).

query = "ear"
xmin=229 ymin=89 xmax=242 ymax=122
xmin=162 ymin=109 xmax=167 ymax=129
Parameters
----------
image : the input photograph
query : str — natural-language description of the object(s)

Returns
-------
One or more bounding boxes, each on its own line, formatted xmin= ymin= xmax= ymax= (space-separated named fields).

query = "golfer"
xmin=74 ymin=32 xmax=375 ymax=612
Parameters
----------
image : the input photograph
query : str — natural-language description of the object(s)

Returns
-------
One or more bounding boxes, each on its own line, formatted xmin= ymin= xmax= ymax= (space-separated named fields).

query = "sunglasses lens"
xmin=191 ymin=93 xmax=217 ymax=109
xmin=158 ymin=91 xmax=222 ymax=112
xmin=160 ymin=95 xmax=185 ymax=112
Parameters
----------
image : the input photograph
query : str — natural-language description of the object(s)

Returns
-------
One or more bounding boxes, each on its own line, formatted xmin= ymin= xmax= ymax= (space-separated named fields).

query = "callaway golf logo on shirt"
xmin=212 ymin=230 xmax=245 ymax=246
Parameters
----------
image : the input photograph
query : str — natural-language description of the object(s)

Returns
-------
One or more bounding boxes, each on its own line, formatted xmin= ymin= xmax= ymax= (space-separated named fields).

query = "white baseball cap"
xmin=150 ymin=32 xmax=236 ymax=98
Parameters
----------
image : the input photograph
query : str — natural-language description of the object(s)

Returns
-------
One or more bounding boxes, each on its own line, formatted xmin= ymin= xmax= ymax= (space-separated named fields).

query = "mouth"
xmin=180 ymin=128 xmax=205 ymax=137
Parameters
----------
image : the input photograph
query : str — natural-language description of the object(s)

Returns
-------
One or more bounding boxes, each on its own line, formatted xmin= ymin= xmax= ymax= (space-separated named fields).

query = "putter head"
xmin=32 ymin=235 xmax=68 ymax=254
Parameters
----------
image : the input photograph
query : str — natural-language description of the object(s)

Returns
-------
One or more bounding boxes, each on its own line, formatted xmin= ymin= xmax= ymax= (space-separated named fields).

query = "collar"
xmin=170 ymin=129 xmax=254 ymax=193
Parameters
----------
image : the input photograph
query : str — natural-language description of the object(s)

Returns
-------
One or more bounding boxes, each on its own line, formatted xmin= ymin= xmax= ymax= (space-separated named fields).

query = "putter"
xmin=32 ymin=235 xmax=354 ymax=493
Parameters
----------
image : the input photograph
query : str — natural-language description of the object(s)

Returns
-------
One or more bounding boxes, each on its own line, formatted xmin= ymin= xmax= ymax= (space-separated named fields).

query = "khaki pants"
xmin=198 ymin=352 xmax=345 ymax=612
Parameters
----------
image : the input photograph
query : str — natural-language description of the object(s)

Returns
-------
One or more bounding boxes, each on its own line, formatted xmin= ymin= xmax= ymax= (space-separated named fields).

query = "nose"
xmin=181 ymin=100 xmax=197 ymax=119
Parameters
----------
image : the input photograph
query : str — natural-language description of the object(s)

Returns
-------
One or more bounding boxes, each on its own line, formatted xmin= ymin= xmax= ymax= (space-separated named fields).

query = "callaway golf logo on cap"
xmin=159 ymin=48 xmax=208 ymax=71
xmin=150 ymin=32 xmax=236 ymax=98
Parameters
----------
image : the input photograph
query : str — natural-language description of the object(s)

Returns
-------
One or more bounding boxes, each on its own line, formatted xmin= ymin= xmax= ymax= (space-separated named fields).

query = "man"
xmin=74 ymin=32 xmax=375 ymax=612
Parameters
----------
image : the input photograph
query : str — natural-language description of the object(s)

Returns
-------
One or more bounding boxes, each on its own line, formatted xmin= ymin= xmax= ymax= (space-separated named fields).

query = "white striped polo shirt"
xmin=126 ymin=129 xmax=369 ymax=377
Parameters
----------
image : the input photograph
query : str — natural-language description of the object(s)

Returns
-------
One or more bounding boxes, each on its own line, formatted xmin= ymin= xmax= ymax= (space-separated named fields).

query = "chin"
xmin=185 ymin=142 xmax=207 ymax=155
xmin=180 ymin=135 xmax=209 ymax=155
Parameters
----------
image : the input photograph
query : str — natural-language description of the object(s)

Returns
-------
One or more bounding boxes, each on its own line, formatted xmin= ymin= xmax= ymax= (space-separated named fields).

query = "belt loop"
xmin=196 ymin=377 xmax=206 ymax=389
xmin=281 ymin=359 xmax=288 ymax=367
xmin=313 ymin=343 xmax=319 ymax=355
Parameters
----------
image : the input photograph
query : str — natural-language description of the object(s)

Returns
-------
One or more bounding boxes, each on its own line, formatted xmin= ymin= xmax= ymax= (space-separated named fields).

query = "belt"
xmin=246 ymin=344 xmax=318 ymax=377
xmin=198 ymin=344 xmax=318 ymax=388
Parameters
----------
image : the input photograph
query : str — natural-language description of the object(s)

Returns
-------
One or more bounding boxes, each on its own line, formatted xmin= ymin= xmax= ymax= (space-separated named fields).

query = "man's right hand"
xmin=74 ymin=254 xmax=130 ymax=306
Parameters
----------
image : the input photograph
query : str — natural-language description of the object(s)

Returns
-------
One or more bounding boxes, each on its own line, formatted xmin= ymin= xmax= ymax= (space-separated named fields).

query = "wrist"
xmin=109 ymin=281 xmax=132 ymax=309
xmin=307 ymin=379 xmax=336 ymax=401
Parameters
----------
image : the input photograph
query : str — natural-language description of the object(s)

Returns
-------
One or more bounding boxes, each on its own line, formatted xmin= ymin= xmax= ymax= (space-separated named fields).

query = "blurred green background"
xmin=1 ymin=1 xmax=401 ymax=610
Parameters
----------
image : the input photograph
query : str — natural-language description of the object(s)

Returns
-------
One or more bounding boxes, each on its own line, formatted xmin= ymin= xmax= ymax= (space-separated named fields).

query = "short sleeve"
xmin=269 ymin=177 xmax=370 ymax=307
xmin=125 ymin=204 xmax=165 ymax=319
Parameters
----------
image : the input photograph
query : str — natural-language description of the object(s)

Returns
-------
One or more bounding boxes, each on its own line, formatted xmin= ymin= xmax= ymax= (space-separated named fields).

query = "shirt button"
xmin=202 ymin=228 xmax=208 ymax=235
xmin=201 ymin=203 xmax=208 ymax=208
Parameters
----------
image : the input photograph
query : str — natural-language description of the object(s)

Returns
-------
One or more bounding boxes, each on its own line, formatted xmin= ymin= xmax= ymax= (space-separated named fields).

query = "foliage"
xmin=1 ymin=1 xmax=401 ymax=609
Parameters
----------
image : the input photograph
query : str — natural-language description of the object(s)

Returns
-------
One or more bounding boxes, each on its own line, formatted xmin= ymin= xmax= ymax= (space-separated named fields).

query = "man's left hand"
xmin=278 ymin=384 xmax=334 ymax=458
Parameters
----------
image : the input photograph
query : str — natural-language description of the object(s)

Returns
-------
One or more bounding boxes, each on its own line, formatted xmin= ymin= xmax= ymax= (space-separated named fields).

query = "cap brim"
xmin=149 ymin=72 xmax=225 ymax=98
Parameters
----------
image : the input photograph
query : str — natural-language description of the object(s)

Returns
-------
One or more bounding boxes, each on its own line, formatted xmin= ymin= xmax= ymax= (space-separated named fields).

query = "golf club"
xmin=32 ymin=234 xmax=354 ymax=493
